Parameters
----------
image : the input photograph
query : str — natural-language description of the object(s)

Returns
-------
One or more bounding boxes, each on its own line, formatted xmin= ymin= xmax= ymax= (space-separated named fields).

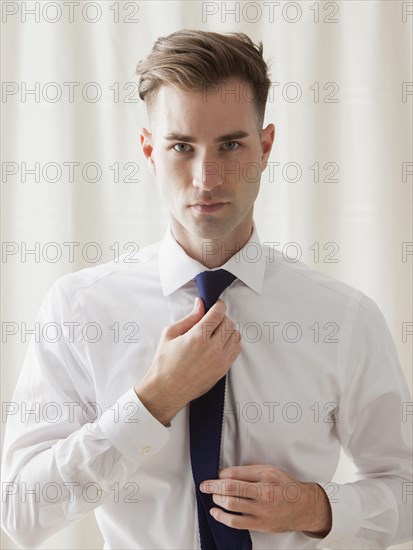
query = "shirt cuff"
xmin=302 ymin=482 xmax=362 ymax=549
xmin=98 ymin=387 xmax=170 ymax=464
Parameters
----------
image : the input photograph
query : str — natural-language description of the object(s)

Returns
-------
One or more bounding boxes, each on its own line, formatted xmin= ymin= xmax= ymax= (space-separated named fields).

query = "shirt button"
xmin=141 ymin=445 xmax=152 ymax=455
xmin=96 ymin=489 xmax=106 ymax=498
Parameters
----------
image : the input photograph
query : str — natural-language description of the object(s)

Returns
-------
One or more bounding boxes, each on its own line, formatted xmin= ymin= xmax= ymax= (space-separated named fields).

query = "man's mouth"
xmin=191 ymin=202 xmax=228 ymax=213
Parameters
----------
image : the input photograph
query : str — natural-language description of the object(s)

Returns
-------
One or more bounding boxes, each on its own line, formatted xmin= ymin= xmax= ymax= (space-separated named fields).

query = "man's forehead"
xmin=151 ymin=84 xmax=257 ymax=135
xmin=152 ymin=82 xmax=257 ymax=119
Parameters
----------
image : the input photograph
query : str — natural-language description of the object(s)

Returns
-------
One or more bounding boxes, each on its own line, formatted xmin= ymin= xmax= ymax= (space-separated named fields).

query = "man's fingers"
xmin=165 ymin=298 xmax=206 ymax=338
xmin=222 ymin=325 xmax=241 ymax=348
xmin=201 ymin=478 xmax=263 ymax=500
xmin=212 ymin=493 xmax=257 ymax=514
xmin=203 ymin=299 xmax=226 ymax=324
xmin=210 ymin=507 xmax=254 ymax=531
xmin=191 ymin=299 xmax=227 ymax=338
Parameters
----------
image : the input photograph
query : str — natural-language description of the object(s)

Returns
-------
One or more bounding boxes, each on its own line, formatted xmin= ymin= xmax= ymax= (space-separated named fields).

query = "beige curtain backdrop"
xmin=1 ymin=1 xmax=412 ymax=548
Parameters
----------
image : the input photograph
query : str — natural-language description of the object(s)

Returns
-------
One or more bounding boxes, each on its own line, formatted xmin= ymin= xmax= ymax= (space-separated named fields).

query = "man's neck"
xmin=170 ymin=222 xmax=254 ymax=269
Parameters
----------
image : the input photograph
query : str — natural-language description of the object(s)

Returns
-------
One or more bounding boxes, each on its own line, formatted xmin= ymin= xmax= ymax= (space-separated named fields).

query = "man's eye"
xmin=173 ymin=143 xmax=192 ymax=153
xmin=221 ymin=141 xmax=240 ymax=151
xmin=172 ymin=141 xmax=241 ymax=153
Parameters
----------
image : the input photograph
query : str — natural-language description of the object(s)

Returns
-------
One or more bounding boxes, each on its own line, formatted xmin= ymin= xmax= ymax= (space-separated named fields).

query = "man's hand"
xmin=199 ymin=464 xmax=332 ymax=537
xmin=134 ymin=298 xmax=241 ymax=425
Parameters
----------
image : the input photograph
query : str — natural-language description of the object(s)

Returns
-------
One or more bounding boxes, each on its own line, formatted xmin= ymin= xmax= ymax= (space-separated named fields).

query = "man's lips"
xmin=191 ymin=202 xmax=228 ymax=213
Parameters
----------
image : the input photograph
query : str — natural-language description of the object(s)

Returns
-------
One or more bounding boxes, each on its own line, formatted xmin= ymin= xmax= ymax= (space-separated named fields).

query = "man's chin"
xmin=187 ymin=218 xmax=233 ymax=239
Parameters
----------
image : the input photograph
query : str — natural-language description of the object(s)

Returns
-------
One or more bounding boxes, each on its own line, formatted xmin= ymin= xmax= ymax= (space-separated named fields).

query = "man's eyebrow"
xmin=163 ymin=131 xmax=250 ymax=143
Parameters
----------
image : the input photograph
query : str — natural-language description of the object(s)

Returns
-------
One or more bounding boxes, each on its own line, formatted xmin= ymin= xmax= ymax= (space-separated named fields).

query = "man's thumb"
xmin=168 ymin=297 xmax=204 ymax=338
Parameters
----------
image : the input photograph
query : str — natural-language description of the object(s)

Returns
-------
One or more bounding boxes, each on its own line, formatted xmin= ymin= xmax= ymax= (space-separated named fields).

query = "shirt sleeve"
xmin=1 ymin=278 xmax=170 ymax=548
xmin=305 ymin=295 xmax=413 ymax=549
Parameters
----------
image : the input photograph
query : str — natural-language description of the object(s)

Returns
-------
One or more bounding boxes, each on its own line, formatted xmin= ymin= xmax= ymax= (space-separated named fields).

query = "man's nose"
xmin=192 ymin=160 xmax=223 ymax=191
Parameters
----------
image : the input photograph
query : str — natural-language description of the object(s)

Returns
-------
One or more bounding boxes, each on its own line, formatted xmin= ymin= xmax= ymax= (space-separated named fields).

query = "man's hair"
xmin=135 ymin=29 xmax=272 ymax=130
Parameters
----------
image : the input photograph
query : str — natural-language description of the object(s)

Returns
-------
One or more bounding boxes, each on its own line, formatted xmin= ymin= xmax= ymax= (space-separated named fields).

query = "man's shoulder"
xmin=262 ymin=244 xmax=377 ymax=314
xmin=53 ymin=239 xmax=162 ymax=297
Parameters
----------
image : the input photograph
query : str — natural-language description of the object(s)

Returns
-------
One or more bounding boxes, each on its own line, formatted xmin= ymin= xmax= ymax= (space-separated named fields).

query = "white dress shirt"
xmin=2 ymin=220 xmax=412 ymax=550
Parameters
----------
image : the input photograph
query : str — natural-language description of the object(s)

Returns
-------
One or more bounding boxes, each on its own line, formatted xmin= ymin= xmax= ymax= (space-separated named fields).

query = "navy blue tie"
xmin=189 ymin=269 xmax=252 ymax=550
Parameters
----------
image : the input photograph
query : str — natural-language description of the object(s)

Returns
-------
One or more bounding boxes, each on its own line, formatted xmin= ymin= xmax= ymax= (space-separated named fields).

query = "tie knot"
xmin=194 ymin=269 xmax=237 ymax=312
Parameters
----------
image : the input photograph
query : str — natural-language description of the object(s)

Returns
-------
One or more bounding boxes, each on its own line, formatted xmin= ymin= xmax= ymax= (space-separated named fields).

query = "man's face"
xmin=140 ymin=79 xmax=275 ymax=246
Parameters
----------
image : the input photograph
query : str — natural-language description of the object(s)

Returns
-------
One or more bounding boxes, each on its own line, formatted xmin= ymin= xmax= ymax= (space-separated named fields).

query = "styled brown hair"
xmin=135 ymin=29 xmax=272 ymax=130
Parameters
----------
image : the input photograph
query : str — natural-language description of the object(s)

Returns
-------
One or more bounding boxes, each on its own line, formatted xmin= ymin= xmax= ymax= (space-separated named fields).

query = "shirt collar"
xmin=158 ymin=220 xmax=266 ymax=296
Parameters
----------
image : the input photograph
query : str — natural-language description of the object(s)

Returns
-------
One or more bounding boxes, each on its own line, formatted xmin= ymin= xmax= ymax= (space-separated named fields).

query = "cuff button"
xmin=141 ymin=445 xmax=152 ymax=455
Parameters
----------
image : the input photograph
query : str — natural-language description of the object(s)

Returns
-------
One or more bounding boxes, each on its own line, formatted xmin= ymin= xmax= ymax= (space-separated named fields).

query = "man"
xmin=2 ymin=30 xmax=412 ymax=549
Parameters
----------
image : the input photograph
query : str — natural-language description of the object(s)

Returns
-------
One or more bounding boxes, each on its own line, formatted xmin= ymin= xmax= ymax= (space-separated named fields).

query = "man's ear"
xmin=260 ymin=123 xmax=275 ymax=171
xmin=139 ymin=127 xmax=156 ymax=176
